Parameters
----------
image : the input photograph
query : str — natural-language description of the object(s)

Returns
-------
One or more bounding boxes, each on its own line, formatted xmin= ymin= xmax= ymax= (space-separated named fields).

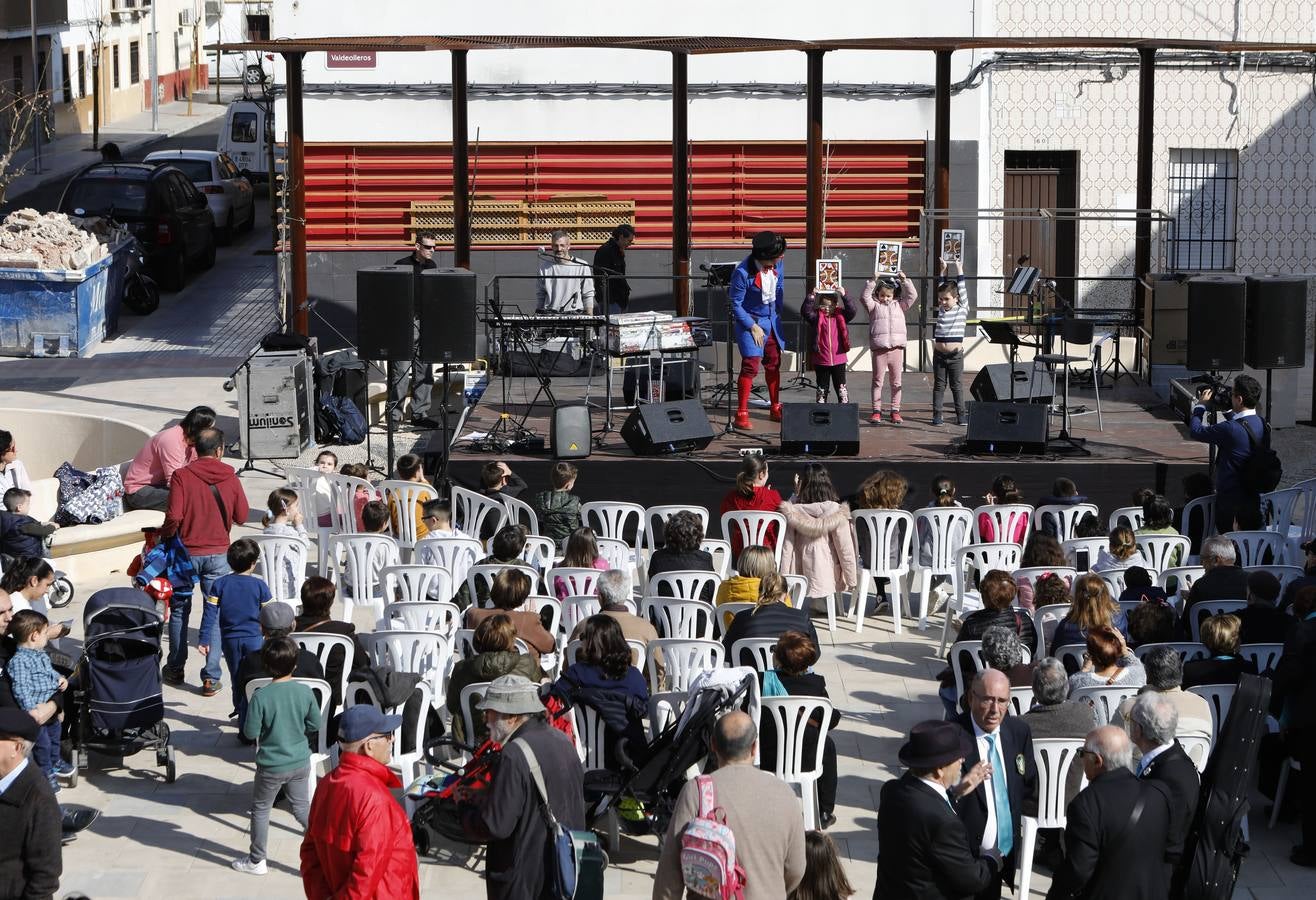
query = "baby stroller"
xmin=68 ymin=587 xmax=175 ymax=785
xmin=584 ymin=671 xmax=758 ymax=850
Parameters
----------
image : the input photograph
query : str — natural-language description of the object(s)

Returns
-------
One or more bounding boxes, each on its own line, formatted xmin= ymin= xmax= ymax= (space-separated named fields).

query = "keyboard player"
xmin=536 ymin=230 xmax=596 ymax=316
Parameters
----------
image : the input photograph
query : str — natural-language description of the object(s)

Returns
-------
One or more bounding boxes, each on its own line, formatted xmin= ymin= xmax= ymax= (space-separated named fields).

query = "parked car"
xmin=58 ymin=162 xmax=216 ymax=292
xmin=143 ymin=149 xmax=255 ymax=244
xmin=218 ymin=98 xmax=284 ymax=181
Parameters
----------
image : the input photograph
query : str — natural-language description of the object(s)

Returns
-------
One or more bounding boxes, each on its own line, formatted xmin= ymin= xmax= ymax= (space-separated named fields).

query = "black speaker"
xmin=552 ymin=403 xmax=592 ymax=459
xmin=963 ymin=401 xmax=1049 ymax=454
xmin=779 ymin=403 xmax=860 ymax=456
xmin=621 ymin=400 xmax=714 ymax=455
xmin=418 ymin=268 xmax=478 ymax=362
xmin=356 ymin=266 xmax=415 ymax=360
xmin=1187 ymin=275 xmax=1246 ymax=371
xmin=970 ymin=363 xmax=1053 ymax=403
xmin=1245 ymin=276 xmax=1307 ymax=369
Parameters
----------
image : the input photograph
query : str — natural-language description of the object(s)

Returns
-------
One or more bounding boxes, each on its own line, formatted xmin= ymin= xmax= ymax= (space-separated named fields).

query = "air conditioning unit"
xmin=179 ymin=9 xmax=195 ymax=26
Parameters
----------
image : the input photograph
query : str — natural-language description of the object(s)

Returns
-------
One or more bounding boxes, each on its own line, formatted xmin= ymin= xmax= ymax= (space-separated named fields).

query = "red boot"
xmin=735 ymin=375 xmax=753 ymax=430
xmin=766 ymin=365 xmax=782 ymax=422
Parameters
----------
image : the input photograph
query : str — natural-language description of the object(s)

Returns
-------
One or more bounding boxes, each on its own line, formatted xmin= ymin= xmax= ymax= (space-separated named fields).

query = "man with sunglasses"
xmin=387 ymin=234 xmax=440 ymax=428
xmin=301 ymin=705 xmax=419 ymax=899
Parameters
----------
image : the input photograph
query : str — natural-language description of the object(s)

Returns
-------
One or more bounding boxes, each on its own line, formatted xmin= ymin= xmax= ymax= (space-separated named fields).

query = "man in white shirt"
xmin=535 ymin=230 xmax=595 ymax=315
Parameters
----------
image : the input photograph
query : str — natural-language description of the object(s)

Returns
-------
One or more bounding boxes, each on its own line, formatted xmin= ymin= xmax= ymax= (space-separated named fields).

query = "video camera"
xmin=1191 ymin=373 xmax=1233 ymax=413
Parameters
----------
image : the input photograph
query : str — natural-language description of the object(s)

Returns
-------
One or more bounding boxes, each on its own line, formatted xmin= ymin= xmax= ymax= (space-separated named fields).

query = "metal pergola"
xmin=210 ymin=34 xmax=1316 ymax=336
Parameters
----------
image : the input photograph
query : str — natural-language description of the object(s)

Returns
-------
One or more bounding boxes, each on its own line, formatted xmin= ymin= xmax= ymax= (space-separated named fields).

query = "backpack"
xmin=318 ymin=393 xmax=367 ymax=445
xmin=680 ymin=775 xmax=747 ymax=900
xmin=1239 ymin=417 xmax=1282 ymax=494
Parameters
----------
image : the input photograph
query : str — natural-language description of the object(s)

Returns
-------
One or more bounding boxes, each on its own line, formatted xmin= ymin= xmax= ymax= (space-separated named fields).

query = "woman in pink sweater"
xmin=860 ymin=272 xmax=918 ymax=424
xmin=801 ymin=288 xmax=856 ymax=403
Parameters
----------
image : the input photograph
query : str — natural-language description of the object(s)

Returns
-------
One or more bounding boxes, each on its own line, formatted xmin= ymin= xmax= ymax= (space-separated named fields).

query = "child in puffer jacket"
xmin=861 ymin=272 xmax=918 ymax=424
xmin=801 ymin=288 xmax=856 ymax=403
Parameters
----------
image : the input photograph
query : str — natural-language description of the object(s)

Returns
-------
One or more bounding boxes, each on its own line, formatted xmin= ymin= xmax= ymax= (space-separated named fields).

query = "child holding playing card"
xmin=861 ymin=272 xmax=917 ymax=423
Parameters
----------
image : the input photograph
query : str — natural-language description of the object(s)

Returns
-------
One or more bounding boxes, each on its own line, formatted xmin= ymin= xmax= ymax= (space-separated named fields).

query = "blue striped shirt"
xmin=7 ymin=646 xmax=60 ymax=711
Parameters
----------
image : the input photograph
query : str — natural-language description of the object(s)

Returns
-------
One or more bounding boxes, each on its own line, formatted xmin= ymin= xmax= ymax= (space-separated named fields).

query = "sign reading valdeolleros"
xmin=326 ymin=51 xmax=377 ymax=69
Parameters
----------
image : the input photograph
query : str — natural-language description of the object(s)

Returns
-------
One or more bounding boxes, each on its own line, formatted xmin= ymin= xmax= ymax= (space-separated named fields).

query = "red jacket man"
xmin=301 ymin=706 xmax=419 ymax=900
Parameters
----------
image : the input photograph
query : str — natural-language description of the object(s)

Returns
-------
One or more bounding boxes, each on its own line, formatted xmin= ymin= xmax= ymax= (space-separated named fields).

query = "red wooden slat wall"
xmin=302 ymin=140 xmax=925 ymax=250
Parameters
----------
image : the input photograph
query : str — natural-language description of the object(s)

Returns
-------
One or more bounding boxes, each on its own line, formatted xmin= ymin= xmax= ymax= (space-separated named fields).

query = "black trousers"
xmin=1214 ymin=487 xmax=1262 ymax=533
xmin=814 ymin=364 xmax=847 ymax=401
xmin=932 ymin=348 xmax=965 ymax=418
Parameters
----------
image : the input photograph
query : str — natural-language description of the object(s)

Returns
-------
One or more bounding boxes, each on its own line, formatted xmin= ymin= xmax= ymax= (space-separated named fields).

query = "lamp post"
xmin=29 ymin=0 xmax=40 ymax=174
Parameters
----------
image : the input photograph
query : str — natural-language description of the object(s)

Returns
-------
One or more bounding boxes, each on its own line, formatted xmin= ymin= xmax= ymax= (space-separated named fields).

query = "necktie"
xmin=986 ymin=733 xmax=1013 ymax=856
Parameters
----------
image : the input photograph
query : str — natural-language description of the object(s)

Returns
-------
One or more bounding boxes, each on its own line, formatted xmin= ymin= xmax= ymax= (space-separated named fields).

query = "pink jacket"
xmin=123 ymin=424 xmax=195 ymax=493
xmin=861 ymin=278 xmax=918 ymax=350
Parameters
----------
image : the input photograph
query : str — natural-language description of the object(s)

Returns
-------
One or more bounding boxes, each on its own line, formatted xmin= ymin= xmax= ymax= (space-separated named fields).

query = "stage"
xmin=377 ymin=366 xmax=1210 ymax=516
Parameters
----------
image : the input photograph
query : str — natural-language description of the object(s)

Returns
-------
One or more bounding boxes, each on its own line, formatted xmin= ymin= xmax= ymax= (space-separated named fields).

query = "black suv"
xmin=58 ymin=162 xmax=217 ymax=291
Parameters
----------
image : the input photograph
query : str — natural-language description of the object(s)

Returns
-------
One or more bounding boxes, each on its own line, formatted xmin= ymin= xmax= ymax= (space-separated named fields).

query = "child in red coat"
xmin=801 ymin=288 xmax=856 ymax=403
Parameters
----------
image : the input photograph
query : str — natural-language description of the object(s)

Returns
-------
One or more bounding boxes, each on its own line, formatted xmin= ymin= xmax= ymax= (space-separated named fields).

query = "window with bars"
xmin=129 ymin=41 xmax=140 ymax=84
xmin=1166 ymin=148 xmax=1238 ymax=271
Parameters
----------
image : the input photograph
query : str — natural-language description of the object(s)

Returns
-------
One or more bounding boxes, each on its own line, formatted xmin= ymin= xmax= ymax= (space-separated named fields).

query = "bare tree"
xmin=0 ymin=86 xmax=53 ymax=203
xmin=83 ymin=0 xmax=108 ymax=150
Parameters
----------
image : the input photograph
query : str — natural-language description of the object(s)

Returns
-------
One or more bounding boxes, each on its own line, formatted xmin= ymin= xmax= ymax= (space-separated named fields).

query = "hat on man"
xmin=898 ymin=720 xmax=973 ymax=770
xmin=750 ymin=230 xmax=786 ymax=261
xmin=476 ymin=674 xmax=545 ymax=716
xmin=259 ymin=601 xmax=295 ymax=632
xmin=0 ymin=707 xmax=39 ymax=743
xmin=337 ymin=704 xmax=403 ymax=744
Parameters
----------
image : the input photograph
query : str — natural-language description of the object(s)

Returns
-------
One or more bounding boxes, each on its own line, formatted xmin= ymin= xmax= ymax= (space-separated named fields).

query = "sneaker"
xmin=931 ymin=417 xmax=944 ymax=426
xmin=955 ymin=413 xmax=967 ymax=426
xmin=869 ymin=411 xmax=882 ymax=424
xmin=819 ymin=811 xmax=838 ymax=830
xmin=201 ymin=679 xmax=223 ymax=698
xmin=231 ymin=856 xmax=268 ymax=876
xmin=890 ymin=411 xmax=903 ymax=425
xmin=47 ymin=774 xmax=61 ymax=794
xmin=161 ymin=667 xmax=184 ymax=686
xmin=52 ymin=759 xmax=75 ymax=777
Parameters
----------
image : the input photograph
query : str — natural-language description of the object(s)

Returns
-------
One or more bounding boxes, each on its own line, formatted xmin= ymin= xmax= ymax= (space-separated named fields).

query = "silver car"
xmin=142 ymin=149 xmax=255 ymax=245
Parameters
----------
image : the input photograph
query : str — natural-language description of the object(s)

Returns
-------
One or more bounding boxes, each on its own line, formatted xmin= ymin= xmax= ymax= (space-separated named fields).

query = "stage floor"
xmin=387 ymin=367 xmax=1209 ymax=515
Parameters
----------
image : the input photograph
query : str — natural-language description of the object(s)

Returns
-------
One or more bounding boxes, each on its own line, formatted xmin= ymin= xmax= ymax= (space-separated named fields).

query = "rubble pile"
xmin=0 ymin=209 xmax=125 ymax=270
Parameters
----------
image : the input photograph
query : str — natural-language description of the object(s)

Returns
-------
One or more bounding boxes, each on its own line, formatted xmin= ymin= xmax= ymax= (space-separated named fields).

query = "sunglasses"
xmin=418 ymin=243 xmax=436 ymax=251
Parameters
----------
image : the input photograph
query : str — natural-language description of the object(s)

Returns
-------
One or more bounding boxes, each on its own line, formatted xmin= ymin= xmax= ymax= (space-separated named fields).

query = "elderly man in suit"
xmin=874 ymin=720 xmax=1000 ymax=900
xmin=1047 ymin=725 xmax=1175 ymax=900
xmin=1128 ymin=691 xmax=1199 ymax=892
xmin=953 ymin=669 xmax=1039 ymax=900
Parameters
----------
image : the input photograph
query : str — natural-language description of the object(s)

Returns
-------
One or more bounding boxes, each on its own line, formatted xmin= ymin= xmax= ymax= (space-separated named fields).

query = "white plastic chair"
xmin=523 ymin=595 xmax=562 ymax=640
xmin=1270 ymin=757 xmax=1302 ymax=828
xmin=1108 ymin=506 xmax=1146 ymax=532
xmin=1133 ymin=641 xmax=1210 ymax=665
xmin=561 ymin=596 xmax=603 ymax=639
xmin=760 ymin=696 xmax=835 ymax=829
xmin=365 ymin=630 xmax=452 ymax=713
xmin=851 ymin=509 xmax=914 ymax=635
xmin=345 ymin=678 xmax=431 ymax=783
xmin=414 ymin=535 xmax=483 ymax=590
xmin=548 ymin=567 xmax=603 ymax=601
xmin=1180 ymin=495 xmax=1217 ymax=551
xmin=327 ymin=472 xmax=378 ymax=535
xmin=468 ymin=562 xmax=540 ymax=608
xmin=1053 ymin=643 xmax=1087 ymax=674
xmin=1012 ymin=566 xmax=1077 ymax=601
xmin=451 ymin=628 xmax=477 ymax=661
xmin=971 ymin=503 xmax=1033 ymax=545
xmin=1187 ymin=683 xmax=1237 ymax=744
xmin=1239 ymin=642 xmax=1284 ymax=673
xmin=246 ymin=676 xmax=334 ymax=799
xmin=1188 ymin=600 xmax=1248 ymax=642
xmin=291 ymin=633 xmax=356 ymax=713
xmin=1244 ymin=565 xmax=1305 ymax=595
xmin=380 ymin=564 xmax=453 ymax=606
xmin=1135 ymin=534 xmax=1190 ymax=573
xmin=716 ymin=602 xmax=755 ymax=636
xmin=1071 ymin=684 xmax=1142 ymax=726
xmin=910 ymin=507 xmax=974 ymax=630
xmin=451 ymin=486 xmax=506 ymax=538
xmin=938 ymin=542 xmax=1023 ymax=656
xmin=515 ymin=535 xmax=558 ymax=577
xmin=642 ymin=598 xmax=716 ymax=641
xmin=949 ymin=640 xmax=1033 ymax=701
xmin=1225 ymin=530 xmax=1286 ymax=567
xmin=383 ymin=600 xmax=460 ymax=636
xmin=458 ymin=680 xmax=492 ymax=750
xmin=1032 ymin=603 xmax=1071 ymax=649
xmin=1062 ymin=537 xmax=1109 ymax=572
xmin=1157 ymin=566 xmax=1206 ymax=603
xmin=1178 ymin=732 xmax=1212 ymax=772
xmin=581 ymin=501 xmax=646 ymax=551
xmin=730 ymin=637 xmax=777 ymax=673
xmin=645 ymin=505 xmax=710 ymax=551
xmin=646 ymin=638 xmax=722 ymax=693
xmin=249 ymin=533 xmax=310 ymax=605
xmin=284 ymin=466 xmax=332 ymax=555
xmin=500 ymin=493 xmax=540 ymax=535
xmin=1100 ymin=567 xmax=1157 ymax=600
xmin=647 ymin=570 xmax=722 ymax=604
xmin=1033 ymin=503 xmax=1100 ymax=543
xmin=1017 ymin=738 xmax=1088 ymax=900
xmin=565 ymin=638 xmax=647 ymax=671
xmin=699 ymin=539 xmax=733 ymax=579
xmin=596 ymin=537 xmax=633 ymax=584
xmin=1261 ymin=487 xmax=1303 ymax=536
xmin=648 ymin=690 xmax=689 ymax=736
xmin=325 ymin=533 xmax=400 ymax=624
xmin=378 ymin=479 xmax=438 ymax=560
xmin=784 ymin=575 xmax=808 ymax=609
xmin=721 ymin=511 xmax=787 ymax=569
xmin=1009 ymin=686 xmax=1035 ymax=716
xmin=572 ymin=703 xmax=609 ymax=770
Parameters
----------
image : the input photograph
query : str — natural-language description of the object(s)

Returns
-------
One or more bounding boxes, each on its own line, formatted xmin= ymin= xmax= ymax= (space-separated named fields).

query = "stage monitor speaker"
xmin=1187 ymin=275 xmax=1246 ymax=371
xmin=356 ymin=266 xmax=415 ymax=360
xmin=963 ymin=401 xmax=1049 ymax=454
xmin=970 ymin=363 xmax=1053 ymax=403
xmin=1245 ymin=276 xmax=1307 ymax=369
xmin=779 ymin=403 xmax=860 ymax=456
xmin=418 ymin=268 xmax=478 ymax=362
xmin=621 ymin=400 xmax=715 ymax=456
xmin=552 ymin=403 xmax=592 ymax=459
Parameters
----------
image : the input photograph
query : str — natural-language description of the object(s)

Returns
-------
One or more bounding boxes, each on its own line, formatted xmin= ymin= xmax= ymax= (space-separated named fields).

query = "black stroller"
xmin=584 ymin=672 xmax=757 ymax=849
xmin=68 ymin=587 xmax=175 ymax=784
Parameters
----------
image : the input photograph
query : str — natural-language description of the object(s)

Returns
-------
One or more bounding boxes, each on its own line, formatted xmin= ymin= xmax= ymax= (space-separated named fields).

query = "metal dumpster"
xmin=0 ymin=237 xmax=131 ymax=357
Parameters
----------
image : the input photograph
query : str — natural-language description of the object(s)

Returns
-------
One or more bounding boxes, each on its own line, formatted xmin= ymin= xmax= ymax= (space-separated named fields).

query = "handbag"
xmin=52 ymin=462 xmax=125 ymax=526
xmin=512 ymin=739 xmax=607 ymax=900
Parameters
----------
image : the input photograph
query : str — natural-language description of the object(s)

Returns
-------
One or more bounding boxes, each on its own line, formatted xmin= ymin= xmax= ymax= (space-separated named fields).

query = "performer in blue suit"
xmin=729 ymin=231 xmax=788 ymax=430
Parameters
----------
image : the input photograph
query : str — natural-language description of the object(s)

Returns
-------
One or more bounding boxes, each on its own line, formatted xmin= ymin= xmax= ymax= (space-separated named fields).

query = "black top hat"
xmin=751 ymin=230 xmax=787 ymax=261
xmin=898 ymin=720 xmax=973 ymax=770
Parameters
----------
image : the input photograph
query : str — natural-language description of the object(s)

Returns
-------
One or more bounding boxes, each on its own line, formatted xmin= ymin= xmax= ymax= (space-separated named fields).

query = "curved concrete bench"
xmin=0 ymin=408 xmax=163 ymax=580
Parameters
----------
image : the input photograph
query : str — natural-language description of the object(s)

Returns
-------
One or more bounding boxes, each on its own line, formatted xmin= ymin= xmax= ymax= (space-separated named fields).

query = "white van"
xmin=218 ymin=98 xmax=283 ymax=181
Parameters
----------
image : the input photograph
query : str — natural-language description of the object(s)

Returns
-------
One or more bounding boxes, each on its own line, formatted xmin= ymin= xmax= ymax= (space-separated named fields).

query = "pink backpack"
xmin=679 ymin=775 xmax=747 ymax=900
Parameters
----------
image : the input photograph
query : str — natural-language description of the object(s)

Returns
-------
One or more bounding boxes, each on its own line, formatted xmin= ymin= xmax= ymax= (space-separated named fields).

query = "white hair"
xmin=1201 ymin=536 xmax=1236 ymax=565
xmin=596 ymin=569 xmax=630 ymax=608
xmin=1129 ymin=692 xmax=1179 ymax=746
xmin=1087 ymin=729 xmax=1134 ymax=772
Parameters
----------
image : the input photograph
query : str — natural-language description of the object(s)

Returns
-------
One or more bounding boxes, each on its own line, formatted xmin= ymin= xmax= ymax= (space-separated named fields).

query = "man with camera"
xmin=1190 ymin=373 xmax=1270 ymax=533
